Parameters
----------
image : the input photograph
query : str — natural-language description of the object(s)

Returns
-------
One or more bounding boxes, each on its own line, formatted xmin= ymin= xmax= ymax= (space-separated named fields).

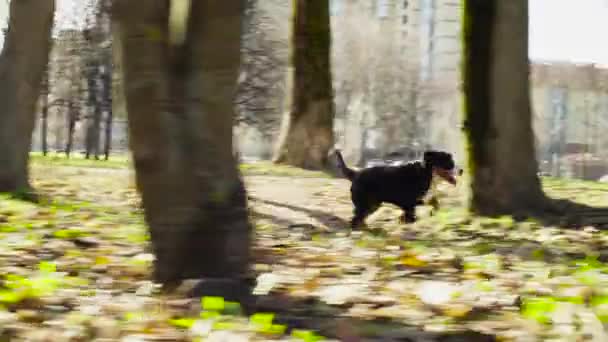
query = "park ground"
xmin=0 ymin=154 xmax=608 ymax=340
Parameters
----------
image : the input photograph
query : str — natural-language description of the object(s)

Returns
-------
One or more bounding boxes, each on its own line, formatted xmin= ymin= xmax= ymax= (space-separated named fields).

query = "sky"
xmin=529 ymin=0 xmax=608 ymax=66
xmin=0 ymin=0 xmax=607 ymax=66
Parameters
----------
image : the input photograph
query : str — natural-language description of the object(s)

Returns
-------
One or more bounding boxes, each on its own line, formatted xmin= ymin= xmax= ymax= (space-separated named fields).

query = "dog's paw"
xmin=350 ymin=222 xmax=368 ymax=231
xmin=399 ymin=213 xmax=416 ymax=224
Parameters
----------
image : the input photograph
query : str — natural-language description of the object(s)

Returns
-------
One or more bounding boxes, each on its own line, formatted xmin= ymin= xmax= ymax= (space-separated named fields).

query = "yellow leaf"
xmin=302 ymin=278 xmax=320 ymax=291
xmin=95 ymin=256 xmax=110 ymax=265
xmin=441 ymin=304 xmax=473 ymax=318
xmin=400 ymin=254 xmax=427 ymax=267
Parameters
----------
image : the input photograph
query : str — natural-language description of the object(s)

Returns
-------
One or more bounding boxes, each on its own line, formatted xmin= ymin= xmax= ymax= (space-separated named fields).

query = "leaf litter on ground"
xmin=0 ymin=161 xmax=606 ymax=340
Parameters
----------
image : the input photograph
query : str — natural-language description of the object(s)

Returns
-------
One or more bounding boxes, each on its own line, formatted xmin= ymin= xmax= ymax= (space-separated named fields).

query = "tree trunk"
xmin=462 ymin=0 xmax=548 ymax=216
xmin=102 ymin=63 xmax=113 ymax=160
xmin=272 ymin=0 xmax=334 ymax=170
xmin=65 ymin=101 xmax=77 ymax=159
xmin=85 ymin=58 xmax=101 ymax=160
xmin=97 ymin=0 xmax=113 ymax=161
xmin=0 ymin=0 xmax=55 ymax=193
xmin=91 ymin=87 xmax=102 ymax=160
xmin=114 ymin=0 xmax=251 ymax=290
xmin=41 ymin=72 xmax=49 ymax=156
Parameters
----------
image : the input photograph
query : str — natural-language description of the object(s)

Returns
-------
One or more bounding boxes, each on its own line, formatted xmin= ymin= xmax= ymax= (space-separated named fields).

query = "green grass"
xmin=30 ymin=152 xmax=131 ymax=169
xmin=28 ymin=152 xmax=608 ymax=188
xmin=239 ymin=162 xmax=331 ymax=178
xmin=542 ymin=176 xmax=608 ymax=207
xmin=29 ymin=152 xmax=332 ymax=178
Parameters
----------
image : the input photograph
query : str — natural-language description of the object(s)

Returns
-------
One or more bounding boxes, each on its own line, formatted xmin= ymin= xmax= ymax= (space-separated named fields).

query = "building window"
xmin=330 ymin=0 xmax=341 ymax=16
xmin=403 ymin=0 xmax=409 ymax=9
xmin=546 ymin=86 xmax=568 ymax=155
xmin=550 ymin=87 xmax=568 ymax=120
xmin=376 ymin=0 xmax=390 ymax=18
xmin=402 ymin=15 xmax=408 ymax=24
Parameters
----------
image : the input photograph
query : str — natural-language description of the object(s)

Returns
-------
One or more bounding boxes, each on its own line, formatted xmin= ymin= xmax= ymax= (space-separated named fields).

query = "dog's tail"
xmin=333 ymin=149 xmax=356 ymax=181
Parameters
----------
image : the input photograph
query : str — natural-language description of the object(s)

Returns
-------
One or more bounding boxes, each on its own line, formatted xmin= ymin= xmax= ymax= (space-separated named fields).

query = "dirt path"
xmin=30 ymin=164 xmax=453 ymax=229
xmin=31 ymin=164 xmax=356 ymax=224
xmin=246 ymin=176 xmax=355 ymax=230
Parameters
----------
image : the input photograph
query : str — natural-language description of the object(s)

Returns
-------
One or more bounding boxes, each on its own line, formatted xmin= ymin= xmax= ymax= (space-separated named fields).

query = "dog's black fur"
xmin=334 ymin=149 xmax=458 ymax=229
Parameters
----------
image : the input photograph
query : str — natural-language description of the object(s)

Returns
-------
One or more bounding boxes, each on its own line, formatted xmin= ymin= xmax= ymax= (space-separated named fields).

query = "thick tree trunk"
xmin=114 ymin=0 xmax=251 ymax=289
xmin=462 ymin=0 xmax=548 ymax=216
xmin=272 ymin=0 xmax=334 ymax=170
xmin=0 ymin=0 xmax=55 ymax=193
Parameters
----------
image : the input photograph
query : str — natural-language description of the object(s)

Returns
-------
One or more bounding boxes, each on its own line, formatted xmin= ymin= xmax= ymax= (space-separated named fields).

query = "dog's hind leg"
xmin=398 ymin=204 xmax=417 ymax=224
xmin=427 ymin=196 xmax=439 ymax=216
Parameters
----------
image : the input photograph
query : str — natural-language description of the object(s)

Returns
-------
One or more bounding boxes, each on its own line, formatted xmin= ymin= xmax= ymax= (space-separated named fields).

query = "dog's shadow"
xmin=248 ymin=196 xmax=350 ymax=230
xmin=249 ymin=209 xmax=299 ymax=228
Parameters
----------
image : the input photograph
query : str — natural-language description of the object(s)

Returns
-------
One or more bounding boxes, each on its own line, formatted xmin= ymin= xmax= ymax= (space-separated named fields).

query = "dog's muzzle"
xmin=433 ymin=167 xmax=462 ymax=185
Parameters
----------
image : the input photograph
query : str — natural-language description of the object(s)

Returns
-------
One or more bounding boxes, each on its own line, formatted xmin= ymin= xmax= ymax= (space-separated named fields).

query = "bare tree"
xmin=32 ymin=0 xmax=114 ymax=158
xmin=45 ymin=29 xmax=87 ymax=156
xmin=0 ymin=0 xmax=55 ymax=194
xmin=82 ymin=0 xmax=112 ymax=160
xmin=113 ymin=0 xmax=251 ymax=289
xmin=273 ymin=0 xmax=335 ymax=170
xmin=235 ymin=0 xmax=287 ymax=140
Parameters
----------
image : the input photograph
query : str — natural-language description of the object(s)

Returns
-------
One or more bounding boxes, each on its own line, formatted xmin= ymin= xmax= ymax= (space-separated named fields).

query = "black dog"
xmin=334 ymin=149 xmax=460 ymax=229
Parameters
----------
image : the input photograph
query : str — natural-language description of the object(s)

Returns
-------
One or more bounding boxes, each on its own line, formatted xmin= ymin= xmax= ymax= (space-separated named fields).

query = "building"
xmin=531 ymin=62 xmax=608 ymax=179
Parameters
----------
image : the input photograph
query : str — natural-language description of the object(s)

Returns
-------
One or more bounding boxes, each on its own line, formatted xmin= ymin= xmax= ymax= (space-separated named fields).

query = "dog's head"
xmin=423 ymin=151 xmax=462 ymax=185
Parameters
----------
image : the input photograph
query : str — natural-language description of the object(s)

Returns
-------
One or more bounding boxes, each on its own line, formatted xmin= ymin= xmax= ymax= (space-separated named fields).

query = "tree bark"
xmin=462 ymin=0 xmax=548 ymax=216
xmin=40 ymin=72 xmax=49 ymax=156
xmin=65 ymin=100 xmax=77 ymax=158
xmin=114 ymin=0 xmax=251 ymax=289
xmin=102 ymin=62 xmax=113 ymax=160
xmin=272 ymin=0 xmax=334 ymax=170
xmin=0 ymin=0 xmax=55 ymax=193
xmin=85 ymin=57 xmax=101 ymax=160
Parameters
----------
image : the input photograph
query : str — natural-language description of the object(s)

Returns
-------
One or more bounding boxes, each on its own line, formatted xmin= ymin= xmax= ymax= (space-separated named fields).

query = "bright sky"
xmin=0 ymin=0 xmax=606 ymax=66
xmin=529 ymin=0 xmax=608 ymax=66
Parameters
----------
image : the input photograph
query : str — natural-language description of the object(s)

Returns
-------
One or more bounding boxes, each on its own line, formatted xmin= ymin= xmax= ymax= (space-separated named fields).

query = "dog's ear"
xmin=423 ymin=151 xmax=434 ymax=163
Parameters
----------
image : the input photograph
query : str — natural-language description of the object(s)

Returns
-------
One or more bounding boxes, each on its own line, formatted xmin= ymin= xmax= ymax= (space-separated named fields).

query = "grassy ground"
xmin=0 ymin=155 xmax=605 ymax=340
xmin=30 ymin=152 xmax=331 ymax=178
xmin=30 ymin=152 xmax=131 ymax=169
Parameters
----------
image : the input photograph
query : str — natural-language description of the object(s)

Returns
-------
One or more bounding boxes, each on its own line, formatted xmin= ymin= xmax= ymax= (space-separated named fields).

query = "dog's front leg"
xmin=428 ymin=196 xmax=439 ymax=216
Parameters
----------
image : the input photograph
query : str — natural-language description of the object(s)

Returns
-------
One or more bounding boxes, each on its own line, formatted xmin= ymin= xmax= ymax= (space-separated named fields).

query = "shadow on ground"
xmin=186 ymin=279 xmax=497 ymax=341
xmin=510 ymin=198 xmax=608 ymax=230
xmin=249 ymin=196 xmax=350 ymax=230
